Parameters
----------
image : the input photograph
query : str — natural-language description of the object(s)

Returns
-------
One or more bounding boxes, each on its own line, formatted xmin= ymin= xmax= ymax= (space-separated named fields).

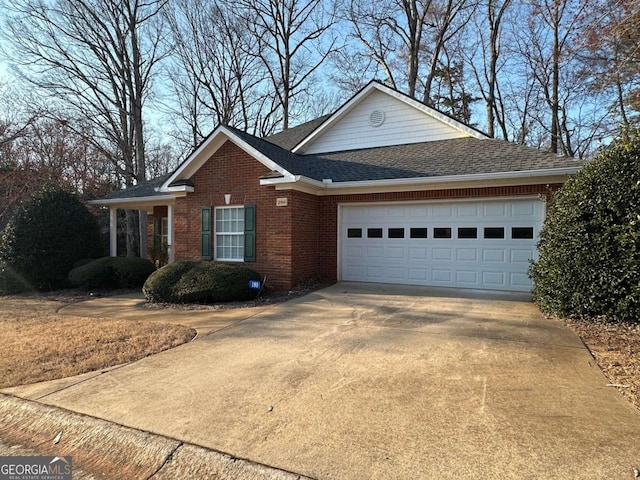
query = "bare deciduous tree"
xmin=465 ymin=0 xmax=512 ymax=138
xmin=340 ymin=0 xmax=476 ymax=107
xmin=239 ymin=0 xmax=338 ymax=130
xmin=2 ymin=0 xmax=169 ymax=256
xmin=164 ymin=0 xmax=279 ymax=148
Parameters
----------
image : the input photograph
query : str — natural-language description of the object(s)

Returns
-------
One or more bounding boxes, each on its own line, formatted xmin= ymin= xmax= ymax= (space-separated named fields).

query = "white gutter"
xmin=260 ymin=166 xmax=581 ymax=192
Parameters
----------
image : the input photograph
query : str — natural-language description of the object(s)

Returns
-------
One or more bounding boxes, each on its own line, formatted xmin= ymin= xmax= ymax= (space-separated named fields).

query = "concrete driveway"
xmin=4 ymin=283 xmax=640 ymax=479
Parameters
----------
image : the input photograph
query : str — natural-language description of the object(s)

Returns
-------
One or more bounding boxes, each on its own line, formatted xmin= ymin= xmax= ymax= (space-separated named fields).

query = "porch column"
xmin=139 ymin=210 xmax=148 ymax=259
xmin=109 ymin=208 xmax=117 ymax=257
xmin=167 ymin=203 xmax=175 ymax=263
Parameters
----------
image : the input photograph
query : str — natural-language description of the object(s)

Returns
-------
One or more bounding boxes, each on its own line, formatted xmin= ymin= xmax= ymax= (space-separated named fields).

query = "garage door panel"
xmin=344 ymin=264 xmax=363 ymax=277
xmin=408 ymin=206 xmax=429 ymax=218
xmin=483 ymin=249 xmax=506 ymax=262
xmin=341 ymin=199 xmax=543 ymax=292
xmin=408 ymin=268 xmax=428 ymax=280
xmin=457 ymin=204 xmax=479 ymax=216
xmin=511 ymin=202 xmax=535 ymax=216
xmin=432 ymin=248 xmax=452 ymax=260
xmin=456 ymin=270 xmax=478 ymax=284
xmin=433 ymin=205 xmax=453 ymax=217
xmin=482 ymin=271 xmax=506 ymax=286
xmin=387 ymin=267 xmax=405 ymax=279
xmin=408 ymin=247 xmax=428 ymax=259
xmin=510 ymin=249 xmax=535 ymax=263
xmin=367 ymin=206 xmax=386 ymax=217
xmin=366 ymin=266 xmax=385 ymax=278
xmin=510 ymin=272 xmax=532 ymax=286
xmin=456 ymin=249 xmax=478 ymax=261
xmin=386 ymin=247 xmax=405 ymax=258
xmin=483 ymin=203 xmax=507 ymax=217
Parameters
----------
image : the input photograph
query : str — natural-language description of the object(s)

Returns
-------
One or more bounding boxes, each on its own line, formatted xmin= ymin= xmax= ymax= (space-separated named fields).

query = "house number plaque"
xmin=276 ymin=197 xmax=288 ymax=207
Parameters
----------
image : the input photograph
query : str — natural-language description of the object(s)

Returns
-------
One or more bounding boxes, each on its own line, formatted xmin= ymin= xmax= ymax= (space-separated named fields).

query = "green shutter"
xmin=244 ymin=204 xmax=256 ymax=262
xmin=201 ymin=207 xmax=211 ymax=260
xmin=153 ymin=217 xmax=161 ymax=250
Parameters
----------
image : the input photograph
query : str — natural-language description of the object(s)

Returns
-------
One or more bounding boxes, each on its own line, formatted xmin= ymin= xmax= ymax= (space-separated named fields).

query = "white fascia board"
xmin=89 ymin=195 xmax=176 ymax=208
xmin=159 ymin=126 xmax=294 ymax=192
xmin=161 ymin=185 xmax=195 ymax=193
xmin=260 ymin=167 xmax=580 ymax=195
xmin=291 ymin=82 xmax=488 ymax=154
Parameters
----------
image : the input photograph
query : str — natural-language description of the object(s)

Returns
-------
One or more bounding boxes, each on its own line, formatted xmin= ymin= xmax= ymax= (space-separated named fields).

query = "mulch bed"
xmin=562 ymin=318 xmax=640 ymax=411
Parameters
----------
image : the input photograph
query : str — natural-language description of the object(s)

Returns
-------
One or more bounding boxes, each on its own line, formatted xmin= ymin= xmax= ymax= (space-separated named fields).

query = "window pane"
xmin=484 ymin=227 xmax=505 ymax=239
xmin=458 ymin=227 xmax=477 ymax=239
xmin=388 ymin=228 xmax=404 ymax=238
xmin=512 ymin=227 xmax=534 ymax=239
xmin=215 ymin=207 xmax=245 ymax=260
xmin=367 ymin=228 xmax=383 ymax=238
xmin=410 ymin=228 xmax=428 ymax=239
xmin=434 ymin=227 xmax=452 ymax=239
xmin=347 ymin=228 xmax=362 ymax=238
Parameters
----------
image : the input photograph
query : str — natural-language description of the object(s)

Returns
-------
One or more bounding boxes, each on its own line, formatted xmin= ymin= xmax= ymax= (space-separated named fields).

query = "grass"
xmin=0 ymin=296 xmax=196 ymax=389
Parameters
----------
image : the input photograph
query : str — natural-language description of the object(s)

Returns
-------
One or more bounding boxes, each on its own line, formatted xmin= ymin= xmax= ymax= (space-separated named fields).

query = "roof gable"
xmin=158 ymin=126 xmax=297 ymax=193
xmin=294 ymin=81 xmax=487 ymax=155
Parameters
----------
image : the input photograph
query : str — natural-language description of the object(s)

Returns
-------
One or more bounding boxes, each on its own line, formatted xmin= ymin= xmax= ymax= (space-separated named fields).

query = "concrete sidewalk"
xmin=3 ymin=283 xmax=640 ymax=479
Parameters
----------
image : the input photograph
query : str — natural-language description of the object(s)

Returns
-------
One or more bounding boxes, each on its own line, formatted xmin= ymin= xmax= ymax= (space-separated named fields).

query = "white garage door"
xmin=340 ymin=198 xmax=544 ymax=292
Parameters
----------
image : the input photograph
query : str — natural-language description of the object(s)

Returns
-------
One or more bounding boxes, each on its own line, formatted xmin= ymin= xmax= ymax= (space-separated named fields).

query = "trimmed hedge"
xmin=143 ymin=261 xmax=261 ymax=304
xmin=69 ymin=257 xmax=156 ymax=290
xmin=530 ymin=133 xmax=640 ymax=322
xmin=0 ymin=185 xmax=102 ymax=293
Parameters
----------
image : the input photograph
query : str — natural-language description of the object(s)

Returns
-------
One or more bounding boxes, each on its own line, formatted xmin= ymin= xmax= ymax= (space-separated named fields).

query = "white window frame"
xmin=214 ymin=206 xmax=245 ymax=262
xmin=160 ymin=217 xmax=169 ymax=246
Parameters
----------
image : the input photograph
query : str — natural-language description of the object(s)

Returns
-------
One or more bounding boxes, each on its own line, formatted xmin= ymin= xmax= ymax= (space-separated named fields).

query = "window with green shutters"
xmin=203 ymin=204 xmax=256 ymax=262
xmin=213 ymin=205 xmax=256 ymax=262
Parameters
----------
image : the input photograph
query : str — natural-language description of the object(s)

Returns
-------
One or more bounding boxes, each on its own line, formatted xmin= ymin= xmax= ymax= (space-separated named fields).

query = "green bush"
xmin=69 ymin=256 xmax=156 ymax=290
xmin=530 ymin=133 xmax=640 ymax=322
xmin=143 ymin=261 xmax=261 ymax=304
xmin=0 ymin=185 xmax=103 ymax=293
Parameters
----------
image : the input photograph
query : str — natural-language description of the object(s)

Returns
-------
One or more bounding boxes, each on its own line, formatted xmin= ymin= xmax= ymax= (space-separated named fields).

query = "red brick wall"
xmin=316 ymin=184 xmax=561 ymax=282
xmin=290 ymin=190 xmax=320 ymax=285
xmin=171 ymin=141 xmax=297 ymax=291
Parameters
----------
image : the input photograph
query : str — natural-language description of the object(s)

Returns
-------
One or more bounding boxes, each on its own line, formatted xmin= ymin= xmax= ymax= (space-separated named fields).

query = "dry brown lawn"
xmin=0 ymin=296 xmax=196 ymax=388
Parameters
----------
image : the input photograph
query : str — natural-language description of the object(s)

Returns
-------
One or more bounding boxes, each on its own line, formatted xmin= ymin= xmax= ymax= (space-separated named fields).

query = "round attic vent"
xmin=369 ymin=110 xmax=385 ymax=127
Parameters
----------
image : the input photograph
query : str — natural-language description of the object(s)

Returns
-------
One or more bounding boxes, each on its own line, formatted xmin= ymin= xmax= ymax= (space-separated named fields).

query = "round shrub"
xmin=530 ymin=133 xmax=640 ymax=322
xmin=143 ymin=261 xmax=261 ymax=304
xmin=69 ymin=257 xmax=156 ymax=290
xmin=0 ymin=184 xmax=102 ymax=293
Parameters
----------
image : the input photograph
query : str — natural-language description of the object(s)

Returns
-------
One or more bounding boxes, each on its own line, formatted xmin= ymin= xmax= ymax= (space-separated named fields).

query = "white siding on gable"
xmin=303 ymin=90 xmax=469 ymax=154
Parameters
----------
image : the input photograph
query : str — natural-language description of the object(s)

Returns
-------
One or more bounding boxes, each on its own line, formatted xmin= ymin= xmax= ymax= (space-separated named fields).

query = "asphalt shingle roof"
xmin=100 ymin=174 xmax=172 ymax=200
xmin=233 ymin=127 xmax=582 ymax=182
xmin=264 ymin=115 xmax=331 ymax=150
xmin=100 ymin=117 xmax=583 ymax=201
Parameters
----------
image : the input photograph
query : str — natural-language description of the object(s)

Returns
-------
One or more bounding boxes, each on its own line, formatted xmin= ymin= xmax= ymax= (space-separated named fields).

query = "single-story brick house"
xmin=93 ymin=81 xmax=582 ymax=292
